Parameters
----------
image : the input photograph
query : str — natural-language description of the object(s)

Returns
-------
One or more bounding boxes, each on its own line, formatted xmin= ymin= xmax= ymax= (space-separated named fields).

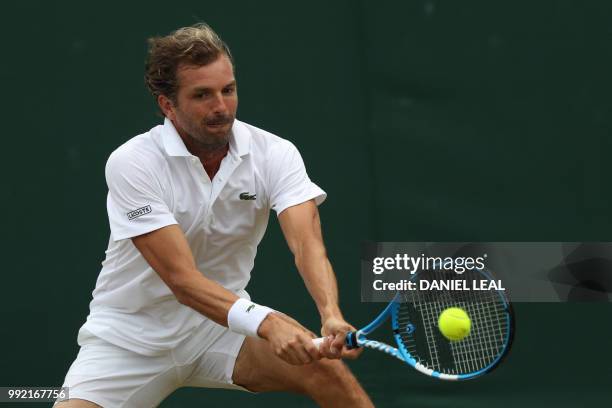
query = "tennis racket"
xmin=313 ymin=265 xmax=514 ymax=380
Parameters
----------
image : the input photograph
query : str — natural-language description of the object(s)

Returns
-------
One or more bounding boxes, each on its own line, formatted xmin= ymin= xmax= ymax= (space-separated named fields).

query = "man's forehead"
xmin=177 ymin=56 xmax=235 ymax=88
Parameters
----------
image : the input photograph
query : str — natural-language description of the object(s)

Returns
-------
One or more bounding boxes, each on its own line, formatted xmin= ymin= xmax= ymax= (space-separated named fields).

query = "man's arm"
xmin=132 ymin=224 xmax=239 ymax=325
xmin=278 ymin=200 xmax=362 ymax=359
xmin=132 ymin=224 xmax=321 ymax=365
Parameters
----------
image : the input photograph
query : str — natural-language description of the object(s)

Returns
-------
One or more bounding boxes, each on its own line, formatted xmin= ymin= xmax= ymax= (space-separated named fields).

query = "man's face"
xmin=161 ymin=54 xmax=238 ymax=149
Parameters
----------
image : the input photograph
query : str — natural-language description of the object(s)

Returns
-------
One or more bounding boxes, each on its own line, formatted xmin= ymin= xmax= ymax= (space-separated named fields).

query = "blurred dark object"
xmin=548 ymin=243 xmax=612 ymax=302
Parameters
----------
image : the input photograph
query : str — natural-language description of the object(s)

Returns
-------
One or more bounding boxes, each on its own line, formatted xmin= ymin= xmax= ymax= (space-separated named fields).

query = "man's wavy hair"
xmin=145 ymin=23 xmax=233 ymax=103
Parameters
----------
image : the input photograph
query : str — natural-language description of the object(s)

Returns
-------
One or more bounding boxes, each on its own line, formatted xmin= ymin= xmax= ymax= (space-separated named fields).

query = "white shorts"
xmin=55 ymin=320 xmax=248 ymax=407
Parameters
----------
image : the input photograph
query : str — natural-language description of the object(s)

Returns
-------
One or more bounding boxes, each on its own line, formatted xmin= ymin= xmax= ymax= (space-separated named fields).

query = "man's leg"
xmin=53 ymin=331 xmax=180 ymax=408
xmin=232 ymin=336 xmax=374 ymax=407
xmin=54 ymin=399 xmax=102 ymax=408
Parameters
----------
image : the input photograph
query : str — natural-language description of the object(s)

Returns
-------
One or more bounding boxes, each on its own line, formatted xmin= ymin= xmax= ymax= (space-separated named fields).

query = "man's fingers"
xmin=318 ymin=335 xmax=341 ymax=359
xmin=316 ymin=333 xmax=364 ymax=360
xmin=331 ymin=333 xmax=346 ymax=352
xmin=275 ymin=346 xmax=300 ymax=365
xmin=317 ymin=336 xmax=332 ymax=358
xmin=340 ymin=346 xmax=364 ymax=360
xmin=302 ymin=336 xmax=322 ymax=361
xmin=281 ymin=335 xmax=323 ymax=365
xmin=281 ymin=348 xmax=308 ymax=365
xmin=283 ymin=353 xmax=302 ymax=365
xmin=291 ymin=341 xmax=313 ymax=364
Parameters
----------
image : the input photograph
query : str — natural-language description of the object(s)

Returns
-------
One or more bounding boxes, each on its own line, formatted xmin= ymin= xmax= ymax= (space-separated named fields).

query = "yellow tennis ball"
xmin=438 ymin=307 xmax=471 ymax=341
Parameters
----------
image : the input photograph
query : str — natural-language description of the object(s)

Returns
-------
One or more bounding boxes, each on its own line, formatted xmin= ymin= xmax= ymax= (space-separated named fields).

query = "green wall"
xmin=2 ymin=1 xmax=611 ymax=407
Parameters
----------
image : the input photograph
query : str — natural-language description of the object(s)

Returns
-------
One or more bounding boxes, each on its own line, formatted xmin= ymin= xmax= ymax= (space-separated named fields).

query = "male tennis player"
xmin=56 ymin=24 xmax=373 ymax=407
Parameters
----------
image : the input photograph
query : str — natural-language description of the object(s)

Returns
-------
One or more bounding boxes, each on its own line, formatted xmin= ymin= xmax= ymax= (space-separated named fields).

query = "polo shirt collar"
xmin=162 ymin=117 xmax=192 ymax=157
xmin=162 ymin=117 xmax=250 ymax=158
xmin=229 ymin=119 xmax=251 ymax=158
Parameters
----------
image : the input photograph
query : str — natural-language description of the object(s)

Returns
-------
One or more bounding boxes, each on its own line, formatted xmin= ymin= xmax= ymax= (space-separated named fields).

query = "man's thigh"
xmin=231 ymin=336 xmax=357 ymax=394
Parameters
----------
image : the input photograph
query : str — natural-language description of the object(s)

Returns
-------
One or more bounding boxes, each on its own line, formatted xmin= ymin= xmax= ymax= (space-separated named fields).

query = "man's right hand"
xmin=257 ymin=312 xmax=322 ymax=365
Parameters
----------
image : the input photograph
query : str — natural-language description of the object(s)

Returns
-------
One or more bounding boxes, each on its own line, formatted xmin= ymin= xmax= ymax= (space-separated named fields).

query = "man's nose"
xmin=211 ymin=92 xmax=228 ymax=114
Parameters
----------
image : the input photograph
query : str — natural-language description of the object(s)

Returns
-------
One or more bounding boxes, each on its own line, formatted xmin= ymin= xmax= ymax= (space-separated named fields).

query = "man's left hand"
xmin=319 ymin=316 xmax=364 ymax=360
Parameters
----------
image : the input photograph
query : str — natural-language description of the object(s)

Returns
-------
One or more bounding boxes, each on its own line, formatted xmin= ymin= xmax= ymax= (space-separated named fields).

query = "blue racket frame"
xmin=346 ymin=288 xmax=514 ymax=381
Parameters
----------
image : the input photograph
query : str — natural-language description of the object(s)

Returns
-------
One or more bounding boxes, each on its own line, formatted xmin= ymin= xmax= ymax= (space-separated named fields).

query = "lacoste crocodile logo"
xmin=239 ymin=192 xmax=257 ymax=200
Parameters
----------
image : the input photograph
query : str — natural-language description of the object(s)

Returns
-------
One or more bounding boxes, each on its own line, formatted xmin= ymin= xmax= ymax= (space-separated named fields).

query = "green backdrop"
xmin=2 ymin=1 xmax=611 ymax=407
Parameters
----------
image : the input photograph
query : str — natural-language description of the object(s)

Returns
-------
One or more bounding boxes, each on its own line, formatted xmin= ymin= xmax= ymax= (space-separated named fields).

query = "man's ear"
xmin=158 ymin=95 xmax=176 ymax=121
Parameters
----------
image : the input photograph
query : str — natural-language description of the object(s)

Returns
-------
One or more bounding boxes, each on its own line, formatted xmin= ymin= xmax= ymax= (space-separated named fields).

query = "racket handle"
xmin=346 ymin=331 xmax=359 ymax=349
xmin=312 ymin=337 xmax=325 ymax=348
xmin=312 ymin=332 xmax=359 ymax=349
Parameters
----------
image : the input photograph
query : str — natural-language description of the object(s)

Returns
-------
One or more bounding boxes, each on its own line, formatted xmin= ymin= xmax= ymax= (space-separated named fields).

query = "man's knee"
xmin=302 ymin=358 xmax=356 ymax=392
xmin=299 ymin=358 xmax=373 ymax=407
xmin=311 ymin=358 xmax=351 ymax=378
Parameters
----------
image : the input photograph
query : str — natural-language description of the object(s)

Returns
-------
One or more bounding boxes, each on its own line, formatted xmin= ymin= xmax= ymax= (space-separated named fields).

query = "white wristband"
xmin=227 ymin=298 xmax=274 ymax=338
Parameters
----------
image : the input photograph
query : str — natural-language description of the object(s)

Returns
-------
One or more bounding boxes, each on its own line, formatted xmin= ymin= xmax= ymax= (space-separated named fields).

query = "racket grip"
xmin=312 ymin=332 xmax=359 ymax=349
xmin=312 ymin=337 xmax=325 ymax=348
xmin=346 ymin=331 xmax=359 ymax=349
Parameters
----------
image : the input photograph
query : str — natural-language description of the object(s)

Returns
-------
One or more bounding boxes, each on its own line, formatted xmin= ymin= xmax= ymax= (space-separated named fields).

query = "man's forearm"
xmin=171 ymin=269 xmax=240 ymax=326
xmin=295 ymin=244 xmax=343 ymax=321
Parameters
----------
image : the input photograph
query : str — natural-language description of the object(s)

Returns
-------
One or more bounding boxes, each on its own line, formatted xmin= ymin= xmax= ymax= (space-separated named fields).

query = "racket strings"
xmin=446 ymin=279 xmax=503 ymax=373
xmin=415 ymin=280 xmax=441 ymax=369
xmin=396 ymin=268 xmax=510 ymax=375
xmin=446 ymin=300 xmax=505 ymax=373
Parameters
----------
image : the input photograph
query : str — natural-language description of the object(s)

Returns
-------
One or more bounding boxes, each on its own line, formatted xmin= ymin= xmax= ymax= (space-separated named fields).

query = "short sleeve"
xmin=268 ymin=141 xmax=327 ymax=215
xmin=105 ymin=151 xmax=177 ymax=241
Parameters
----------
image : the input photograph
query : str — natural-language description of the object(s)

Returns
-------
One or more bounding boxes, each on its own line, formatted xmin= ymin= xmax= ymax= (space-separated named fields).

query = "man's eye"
xmin=222 ymin=87 xmax=235 ymax=95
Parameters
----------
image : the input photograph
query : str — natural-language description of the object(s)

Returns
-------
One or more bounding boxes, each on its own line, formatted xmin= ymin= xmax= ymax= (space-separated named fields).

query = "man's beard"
xmin=185 ymin=114 xmax=235 ymax=150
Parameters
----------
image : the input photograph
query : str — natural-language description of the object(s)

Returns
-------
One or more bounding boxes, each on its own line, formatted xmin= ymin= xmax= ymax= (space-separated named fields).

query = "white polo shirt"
xmin=80 ymin=118 xmax=326 ymax=356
